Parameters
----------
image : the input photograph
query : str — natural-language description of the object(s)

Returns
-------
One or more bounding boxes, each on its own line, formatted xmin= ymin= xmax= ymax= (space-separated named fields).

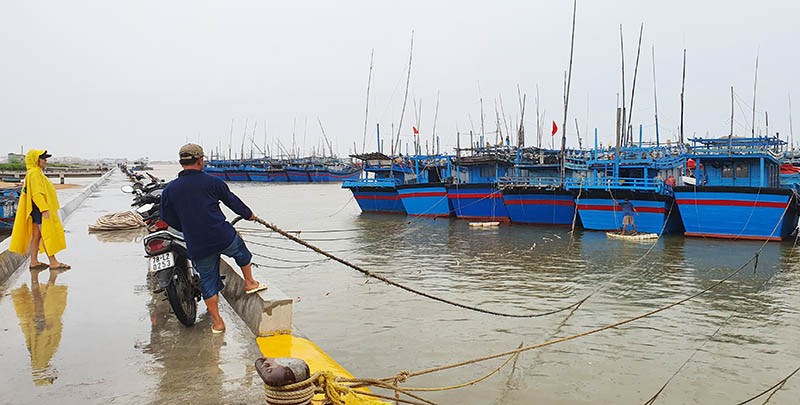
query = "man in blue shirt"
xmin=615 ymin=197 xmax=638 ymax=235
xmin=160 ymin=143 xmax=267 ymax=334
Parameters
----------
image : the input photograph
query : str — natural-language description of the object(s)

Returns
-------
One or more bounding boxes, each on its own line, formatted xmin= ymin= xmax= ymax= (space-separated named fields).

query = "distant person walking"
xmin=160 ymin=144 xmax=267 ymax=334
xmin=612 ymin=196 xmax=639 ymax=235
xmin=10 ymin=150 xmax=70 ymax=270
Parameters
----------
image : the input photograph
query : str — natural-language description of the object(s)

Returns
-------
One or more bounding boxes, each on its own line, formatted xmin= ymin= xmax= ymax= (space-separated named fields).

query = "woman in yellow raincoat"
xmin=9 ymin=149 xmax=70 ymax=270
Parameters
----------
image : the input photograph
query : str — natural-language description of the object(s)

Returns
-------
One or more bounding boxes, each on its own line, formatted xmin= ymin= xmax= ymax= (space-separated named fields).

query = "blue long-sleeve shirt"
xmin=160 ymin=169 xmax=253 ymax=259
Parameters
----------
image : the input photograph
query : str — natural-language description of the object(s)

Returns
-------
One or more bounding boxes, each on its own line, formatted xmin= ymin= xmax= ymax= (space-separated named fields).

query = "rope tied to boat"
xmin=87 ymin=211 xmax=146 ymax=232
xmin=248 ymin=216 xmax=586 ymax=318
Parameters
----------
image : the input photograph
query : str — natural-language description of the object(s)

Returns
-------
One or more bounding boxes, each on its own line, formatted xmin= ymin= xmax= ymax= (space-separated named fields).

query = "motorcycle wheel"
xmin=165 ymin=267 xmax=197 ymax=326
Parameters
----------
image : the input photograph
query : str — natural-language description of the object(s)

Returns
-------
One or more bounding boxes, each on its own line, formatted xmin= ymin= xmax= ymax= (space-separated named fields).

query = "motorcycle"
xmin=143 ymin=226 xmax=200 ymax=326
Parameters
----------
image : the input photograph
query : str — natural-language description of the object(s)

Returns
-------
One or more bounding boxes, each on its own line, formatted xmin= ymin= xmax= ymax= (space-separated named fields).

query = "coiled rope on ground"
xmin=88 ymin=211 xmax=146 ymax=232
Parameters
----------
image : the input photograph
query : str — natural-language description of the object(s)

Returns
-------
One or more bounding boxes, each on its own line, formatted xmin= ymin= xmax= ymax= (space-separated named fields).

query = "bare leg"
xmin=240 ymin=263 xmax=262 ymax=291
xmin=621 ymin=224 xmax=627 ymax=235
xmin=28 ymin=225 xmax=43 ymax=266
xmin=632 ymin=223 xmax=638 ymax=234
xmin=204 ymin=294 xmax=225 ymax=331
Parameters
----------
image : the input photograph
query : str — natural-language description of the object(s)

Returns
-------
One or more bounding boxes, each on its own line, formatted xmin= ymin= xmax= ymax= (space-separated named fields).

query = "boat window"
xmin=722 ymin=163 xmax=734 ymax=178
xmin=479 ymin=167 xmax=494 ymax=178
xmin=735 ymin=163 xmax=749 ymax=178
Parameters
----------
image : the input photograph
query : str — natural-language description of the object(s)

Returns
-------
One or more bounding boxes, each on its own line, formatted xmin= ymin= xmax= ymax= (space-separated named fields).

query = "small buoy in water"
xmin=530 ymin=243 xmax=537 ymax=251
xmin=469 ymin=221 xmax=500 ymax=227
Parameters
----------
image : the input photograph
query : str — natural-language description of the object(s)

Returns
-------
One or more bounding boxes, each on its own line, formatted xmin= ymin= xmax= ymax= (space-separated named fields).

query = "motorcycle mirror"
xmin=121 ymin=185 xmax=135 ymax=193
xmin=136 ymin=203 xmax=155 ymax=214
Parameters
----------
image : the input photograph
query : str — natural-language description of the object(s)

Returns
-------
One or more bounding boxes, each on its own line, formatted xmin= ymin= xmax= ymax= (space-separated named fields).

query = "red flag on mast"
xmin=412 ymin=126 xmax=419 ymax=135
xmin=551 ymin=121 xmax=558 ymax=136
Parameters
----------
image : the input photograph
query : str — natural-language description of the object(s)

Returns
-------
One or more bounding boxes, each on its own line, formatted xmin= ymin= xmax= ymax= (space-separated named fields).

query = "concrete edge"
xmin=219 ymin=256 xmax=293 ymax=337
xmin=0 ymin=168 xmax=116 ymax=285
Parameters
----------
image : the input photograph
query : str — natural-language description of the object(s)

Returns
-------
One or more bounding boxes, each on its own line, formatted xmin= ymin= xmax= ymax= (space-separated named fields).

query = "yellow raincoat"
xmin=9 ymin=149 xmax=66 ymax=256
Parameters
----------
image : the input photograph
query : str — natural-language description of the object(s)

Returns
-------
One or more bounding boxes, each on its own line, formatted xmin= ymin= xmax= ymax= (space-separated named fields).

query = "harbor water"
xmin=204 ymin=166 xmax=800 ymax=404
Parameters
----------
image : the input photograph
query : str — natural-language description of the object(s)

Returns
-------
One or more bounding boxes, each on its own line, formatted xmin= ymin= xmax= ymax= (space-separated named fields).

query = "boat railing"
xmin=498 ymin=176 xmax=563 ymax=188
xmin=342 ymin=178 xmax=401 ymax=188
xmin=564 ymin=176 xmax=672 ymax=195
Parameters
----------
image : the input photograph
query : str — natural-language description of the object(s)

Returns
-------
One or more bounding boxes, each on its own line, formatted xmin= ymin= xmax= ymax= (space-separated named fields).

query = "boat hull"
xmin=285 ymin=168 xmax=310 ymax=182
xmin=501 ymin=187 xmax=576 ymax=225
xmin=575 ymin=190 xmax=683 ymax=234
xmin=344 ymin=185 xmax=405 ymax=214
xmin=397 ymin=183 xmax=452 ymax=217
xmin=447 ymin=183 xmax=509 ymax=222
xmin=674 ymin=186 xmax=799 ymax=241
xmin=224 ymin=171 xmax=250 ymax=182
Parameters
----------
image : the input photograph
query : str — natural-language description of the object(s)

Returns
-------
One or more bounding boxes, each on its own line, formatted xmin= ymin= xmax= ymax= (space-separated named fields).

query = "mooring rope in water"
xmin=368 ymin=249 xmax=762 ymax=385
xmin=248 ymin=217 xmax=587 ymax=318
xmin=736 ymin=365 xmax=800 ymax=405
xmin=642 ymin=201 xmax=794 ymax=404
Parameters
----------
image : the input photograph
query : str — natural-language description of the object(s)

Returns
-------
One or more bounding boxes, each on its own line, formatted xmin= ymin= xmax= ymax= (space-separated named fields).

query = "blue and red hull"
xmin=674 ymin=186 xmax=799 ymax=241
xmin=446 ymin=183 xmax=509 ymax=222
xmin=343 ymin=185 xmax=405 ymax=214
xmin=286 ymin=168 xmax=310 ymax=182
xmin=397 ymin=183 xmax=452 ymax=217
xmin=501 ymin=187 xmax=576 ymax=225
xmin=575 ymin=190 xmax=683 ymax=234
xmin=224 ymin=170 xmax=250 ymax=182
xmin=326 ymin=168 xmax=363 ymax=182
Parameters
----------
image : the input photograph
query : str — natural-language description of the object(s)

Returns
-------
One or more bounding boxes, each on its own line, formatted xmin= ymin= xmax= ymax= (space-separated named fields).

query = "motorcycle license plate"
xmin=150 ymin=252 xmax=175 ymax=272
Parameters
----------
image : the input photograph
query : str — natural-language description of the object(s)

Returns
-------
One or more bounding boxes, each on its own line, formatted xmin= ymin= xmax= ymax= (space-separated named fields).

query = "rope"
xmin=88 ymin=211 xmax=146 ymax=232
xmin=248 ymin=217 xmax=586 ymax=318
xmin=373 ymin=249 xmax=763 ymax=383
xmin=736 ymin=366 xmax=800 ymax=405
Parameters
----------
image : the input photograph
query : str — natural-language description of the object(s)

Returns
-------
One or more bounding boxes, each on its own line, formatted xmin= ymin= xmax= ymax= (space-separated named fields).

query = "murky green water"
xmin=153 ymin=166 xmax=800 ymax=403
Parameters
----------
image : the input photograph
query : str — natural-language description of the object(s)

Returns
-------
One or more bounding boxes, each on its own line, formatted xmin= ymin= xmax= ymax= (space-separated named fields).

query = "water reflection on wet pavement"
xmin=0 ymin=172 xmax=263 ymax=404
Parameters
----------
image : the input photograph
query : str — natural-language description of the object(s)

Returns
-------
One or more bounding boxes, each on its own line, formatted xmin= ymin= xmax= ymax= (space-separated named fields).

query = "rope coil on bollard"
xmin=248 ymin=217 xmax=587 ymax=318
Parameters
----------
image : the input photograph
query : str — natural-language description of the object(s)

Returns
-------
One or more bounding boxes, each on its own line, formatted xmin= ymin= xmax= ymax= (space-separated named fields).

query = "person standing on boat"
xmin=9 ymin=150 xmax=70 ymax=271
xmin=160 ymin=143 xmax=268 ymax=334
xmin=613 ymin=197 xmax=638 ymax=235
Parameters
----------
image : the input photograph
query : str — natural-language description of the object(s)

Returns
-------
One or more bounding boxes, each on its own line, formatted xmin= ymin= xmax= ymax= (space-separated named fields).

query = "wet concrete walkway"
xmin=0 ymin=172 xmax=264 ymax=404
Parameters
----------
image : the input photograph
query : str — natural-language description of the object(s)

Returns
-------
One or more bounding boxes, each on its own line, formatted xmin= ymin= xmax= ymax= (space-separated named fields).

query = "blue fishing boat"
xmin=500 ymin=148 xmax=586 ymax=225
xmin=565 ymin=139 xmax=686 ymax=235
xmin=447 ymin=147 xmax=513 ymax=222
xmin=674 ymin=136 xmax=799 ymax=241
xmin=285 ymin=165 xmax=311 ymax=182
xmin=342 ymin=153 xmax=412 ymax=214
xmin=223 ymin=165 xmax=250 ymax=182
xmin=203 ymin=165 xmax=228 ymax=180
xmin=396 ymin=155 xmax=454 ymax=217
xmin=1 ymin=187 xmax=20 ymax=231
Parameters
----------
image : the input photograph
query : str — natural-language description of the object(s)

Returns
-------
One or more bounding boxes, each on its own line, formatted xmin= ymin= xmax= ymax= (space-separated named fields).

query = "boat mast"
xmin=652 ymin=44 xmax=660 ymax=146
xmin=393 ymin=31 xmax=414 ymax=155
xmin=619 ymin=25 xmax=627 ymax=147
xmin=680 ymin=49 xmax=686 ymax=145
xmin=432 ymin=91 xmax=440 ymax=154
xmin=627 ymin=23 xmax=644 ymax=146
xmin=560 ymin=0 xmax=577 ymax=183
xmin=517 ymin=84 xmax=526 ymax=148
xmin=752 ymin=54 xmax=759 ymax=137
xmin=362 ymin=49 xmax=374 ymax=154
xmin=730 ymin=86 xmax=734 ymax=157
xmin=790 ymin=94 xmax=795 ymax=150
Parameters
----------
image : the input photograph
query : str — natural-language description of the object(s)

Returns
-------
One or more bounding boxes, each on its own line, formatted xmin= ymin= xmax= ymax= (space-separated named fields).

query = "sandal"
xmin=50 ymin=263 xmax=71 ymax=270
xmin=29 ymin=263 xmax=49 ymax=270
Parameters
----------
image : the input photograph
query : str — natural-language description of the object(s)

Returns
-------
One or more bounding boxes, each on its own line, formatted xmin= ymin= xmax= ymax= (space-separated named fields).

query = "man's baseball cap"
xmin=39 ymin=151 xmax=52 ymax=159
xmin=179 ymin=143 xmax=204 ymax=160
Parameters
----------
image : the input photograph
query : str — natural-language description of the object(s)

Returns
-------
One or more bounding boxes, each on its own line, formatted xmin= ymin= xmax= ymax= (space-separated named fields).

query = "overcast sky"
xmin=1 ymin=1 xmax=798 ymax=160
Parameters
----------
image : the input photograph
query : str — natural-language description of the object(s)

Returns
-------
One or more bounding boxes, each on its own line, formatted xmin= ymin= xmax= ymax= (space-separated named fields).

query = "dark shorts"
xmin=31 ymin=203 xmax=42 ymax=224
xmin=191 ymin=234 xmax=253 ymax=300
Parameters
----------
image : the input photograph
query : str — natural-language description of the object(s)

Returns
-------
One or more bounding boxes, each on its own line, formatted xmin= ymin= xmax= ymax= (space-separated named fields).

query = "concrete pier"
xmin=0 ymin=171 xmax=266 ymax=403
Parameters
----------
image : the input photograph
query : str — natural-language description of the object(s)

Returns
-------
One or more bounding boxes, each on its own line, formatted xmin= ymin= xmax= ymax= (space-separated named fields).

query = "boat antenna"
xmin=517 ymin=84 xmax=526 ymax=148
xmin=730 ymin=86 xmax=734 ymax=157
xmin=680 ymin=49 xmax=686 ymax=145
xmin=317 ymin=117 xmax=334 ymax=158
xmin=228 ymin=118 xmax=234 ymax=160
xmin=560 ymin=0 xmax=577 ymax=183
xmin=652 ymin=44 xmax=660 ymax=146
xmin=479 ymin=82 xmax=485 ymax=148
xmin=752 ymin=53 xmax=759 ymax=137
xmin=362 ymin=49 xmax=374 ymax=154
xmin=619 ymin=24 xmax=627 ymax=147
xmin=627 ymin=23 xmax=644 ymax=146
xmin=241 ymin=118 xmax=248 ymax=161
xmin=790 ymin=94 xmax=795 ymax=149
xmin=393 ymin=30 xmax=414 ymax=155
xmin=432 ymin=91 xmax=440 ymax=154
xmin=535 ymin=84 xmax=541 ymax=151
